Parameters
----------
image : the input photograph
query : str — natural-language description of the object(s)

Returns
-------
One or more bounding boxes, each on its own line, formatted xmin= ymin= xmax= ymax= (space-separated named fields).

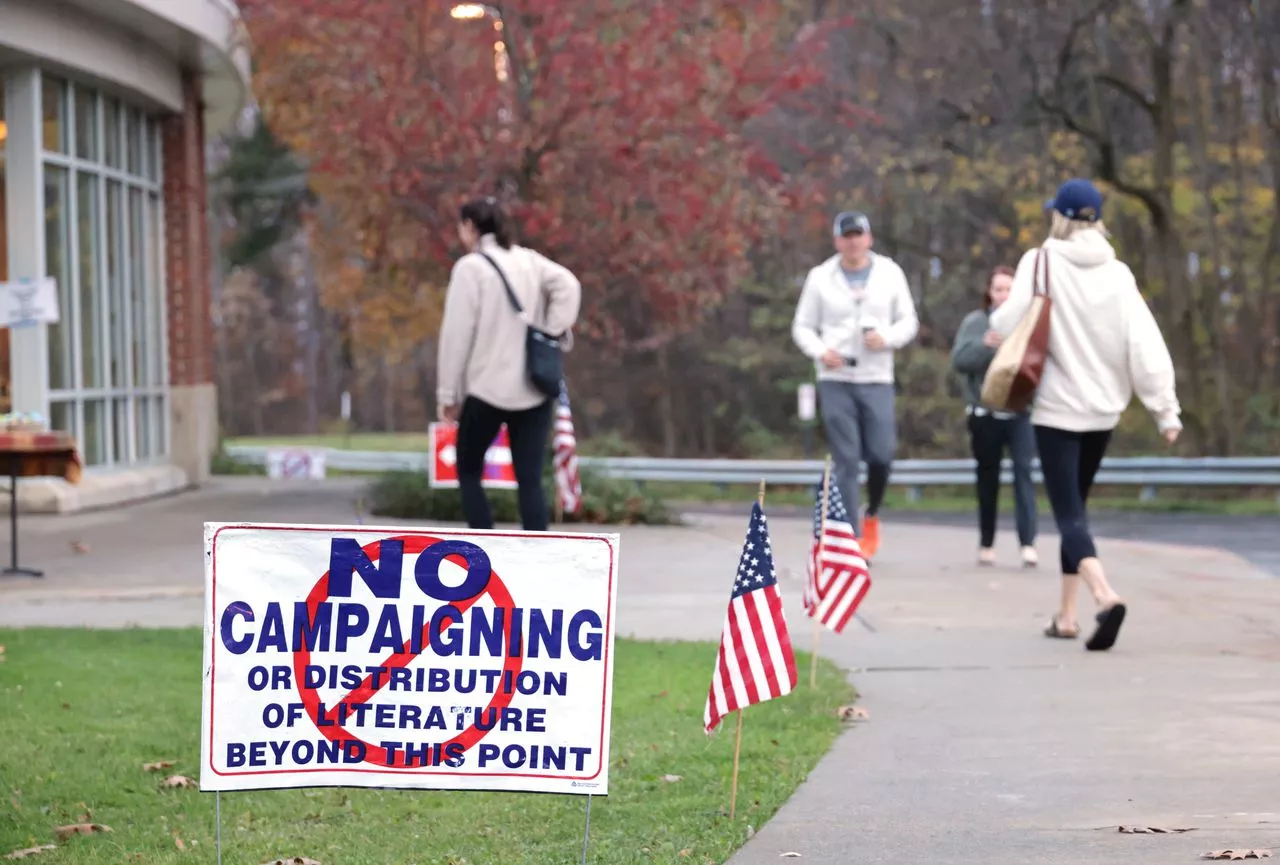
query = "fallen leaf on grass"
xmin=142 ymin=761 xmax=175 ymax=772
xmin=1118 ymin=825 xmax=1196 ymax=834
xmin=161 ymin=775 xmax=195 ymax=789
xmin=53 ymin=823 xmax=112 ymax=842
xmin=678 ymin=850 xmax=692 ymax=858
xmin=836 ymin=705 xmax=868 ymax=722
xmin=261 ymin=859 xmax=322 ymax=865
xmin=1203 ymin=851 xmax=1273 ymax=860
xmin=4 ymin=845 xmax=56 ymax=859
xmin=173 ymin=835 xmax=186 ymax=852
xmin=661 ymin=774 xmax=682 ymax=783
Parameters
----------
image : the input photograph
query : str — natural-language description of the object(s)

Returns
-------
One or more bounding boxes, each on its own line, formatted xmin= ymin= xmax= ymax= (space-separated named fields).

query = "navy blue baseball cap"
xmin=833 ymin=210 xmax=871 ymax=236
xmin=1048 ymin=178 xmax=1103 ymax=222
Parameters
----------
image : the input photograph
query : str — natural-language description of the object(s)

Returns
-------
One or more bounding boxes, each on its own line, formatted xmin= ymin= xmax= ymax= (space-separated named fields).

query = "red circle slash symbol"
xmin=292 ymin=534 xmax=522 ymax=768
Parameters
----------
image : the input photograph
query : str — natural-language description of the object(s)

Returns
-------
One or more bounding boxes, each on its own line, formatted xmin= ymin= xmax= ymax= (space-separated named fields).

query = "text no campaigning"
xmin=220 ymin=601 xmax=605 ymax=662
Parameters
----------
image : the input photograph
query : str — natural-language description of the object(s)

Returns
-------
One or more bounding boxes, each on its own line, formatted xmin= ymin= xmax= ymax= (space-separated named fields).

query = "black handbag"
xmin=478 ymin=252 xmax=564 ymax=399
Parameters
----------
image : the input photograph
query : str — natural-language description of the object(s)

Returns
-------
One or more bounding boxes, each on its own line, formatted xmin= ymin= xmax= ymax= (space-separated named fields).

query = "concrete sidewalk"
xmin=723 ymin=525 xmax=1280 ymax=864
xmin=1 ymin=478 xmax=1277 ymax=863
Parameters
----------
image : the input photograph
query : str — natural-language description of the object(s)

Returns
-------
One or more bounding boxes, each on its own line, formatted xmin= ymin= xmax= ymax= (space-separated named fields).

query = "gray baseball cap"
xmin=833 ymin=210 xmax=871 ymax=236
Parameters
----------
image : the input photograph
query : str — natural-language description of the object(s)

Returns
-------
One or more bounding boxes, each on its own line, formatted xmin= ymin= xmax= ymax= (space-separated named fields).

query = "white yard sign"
xmin=265 ymin=448 xmax=328 ymax=480
xmin=201 ymin=523 xmax=620 ymax=795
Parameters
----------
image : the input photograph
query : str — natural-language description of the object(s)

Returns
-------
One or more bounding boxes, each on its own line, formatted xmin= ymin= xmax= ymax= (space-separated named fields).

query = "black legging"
xmin=1034 ymin=425 xmax=1111 ymax=574
xmin=456 ymin=395 xmax=553 ymax=531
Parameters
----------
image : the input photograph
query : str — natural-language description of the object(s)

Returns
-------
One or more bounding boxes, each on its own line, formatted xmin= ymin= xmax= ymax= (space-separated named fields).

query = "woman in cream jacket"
xmin=991 ymin=179 xmax=1181 ymax=652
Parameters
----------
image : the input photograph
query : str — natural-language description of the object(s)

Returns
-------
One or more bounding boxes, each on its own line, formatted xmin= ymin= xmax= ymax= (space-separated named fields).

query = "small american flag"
xmin=805 ymin=480 xmax=871 ymax=634
xmin=704 ymin=502 xmax=798 ymax=733
xmin=552 ymin=384 xmax=582 ymax=515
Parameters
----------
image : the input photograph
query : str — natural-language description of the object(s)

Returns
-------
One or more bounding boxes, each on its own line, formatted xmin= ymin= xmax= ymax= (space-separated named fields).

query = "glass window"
xmin=147 ymin=122 xmax=161 ymax=183
xmin=1 ymin=151 xmax=9 ymax=416
xmin=107 ymin=180 xmax=127 ymax=388
xmin=156 ymin=396 xmax=167 ymax=454
xmin=83 ymin=399 xmax=106 ymax=466
xmin=77 ymin=174 xmax=103 ymax=389
xmin=75 ymin=88 xmax=98 ymax=162
xmin=129 ymin=189 xmax=146 ymax=386
xmin=136 ymin=397 xmax=152 ymax=459
xmin=103 ymin=98 xmax=122 ymax=168
xmin=50 ymin=400 xmax=76 ymax=439
xmin=45 ymin=165 xmax=73 ymax=390
xmin=148 ymin=194 xmax=164 ymax=386
xmin=126 ymin=107 xmax=143 ymax=177
xmin=112 ymin=397 xmax=130 ymax=463
xmin=40 ymin=80 xmax=167 ymax=465
xmin=42 ymin=75 xmax=67 ymax=153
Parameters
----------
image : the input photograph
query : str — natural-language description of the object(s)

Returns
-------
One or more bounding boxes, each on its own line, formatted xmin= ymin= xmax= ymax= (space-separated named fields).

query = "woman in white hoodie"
xmin=990 ymin=179 xmax=1182 ymax=652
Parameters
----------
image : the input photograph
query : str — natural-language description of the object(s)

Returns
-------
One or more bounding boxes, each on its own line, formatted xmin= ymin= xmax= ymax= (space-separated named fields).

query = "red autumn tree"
xmin=238 ymin=0 xmax=840 ymax=353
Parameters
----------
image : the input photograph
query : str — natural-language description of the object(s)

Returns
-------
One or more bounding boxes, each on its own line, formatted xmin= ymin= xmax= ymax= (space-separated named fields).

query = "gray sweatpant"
xmin=817 ymin=381 xmax=897 ymax=524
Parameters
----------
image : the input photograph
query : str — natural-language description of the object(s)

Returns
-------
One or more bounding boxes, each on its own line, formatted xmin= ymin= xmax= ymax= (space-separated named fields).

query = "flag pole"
xmin=729 ymin=479 xmax=766 ymax=820
xmin=729 ymin=708 xmax=744 ymax=819
xmin=811 ymin=456 xmax=831 ymax=689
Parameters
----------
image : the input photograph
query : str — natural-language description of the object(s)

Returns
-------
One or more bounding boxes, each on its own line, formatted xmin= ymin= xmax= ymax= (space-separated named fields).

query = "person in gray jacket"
xmin=950 ymin=265 xmax=1039 ymax=568
xmin=792 ymin=210 xmax=919 ymax=560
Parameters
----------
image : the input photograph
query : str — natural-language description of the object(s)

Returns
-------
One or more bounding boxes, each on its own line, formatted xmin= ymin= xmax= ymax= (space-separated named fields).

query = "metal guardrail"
xmin=223 ymin=446 xmax=1280 ymax=492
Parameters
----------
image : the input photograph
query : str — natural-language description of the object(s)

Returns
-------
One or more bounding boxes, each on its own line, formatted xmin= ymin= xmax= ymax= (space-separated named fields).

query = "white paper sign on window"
xmin=0 ymin=278 xmax=60 ymax=328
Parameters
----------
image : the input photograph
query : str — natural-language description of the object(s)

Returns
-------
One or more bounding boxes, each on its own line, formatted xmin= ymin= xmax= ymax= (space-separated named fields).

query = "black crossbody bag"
xmin=478 ymin=252 xmax=564 ymax=398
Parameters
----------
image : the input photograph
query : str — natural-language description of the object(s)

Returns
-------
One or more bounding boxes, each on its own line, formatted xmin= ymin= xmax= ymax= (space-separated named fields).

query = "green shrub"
xmin=576 ymin=430 xmax=647 ymax=457
xmin=210 ymin=441 xmax=265 ymax=476
xmin=365 ymin=461 xmax=678 ymax=526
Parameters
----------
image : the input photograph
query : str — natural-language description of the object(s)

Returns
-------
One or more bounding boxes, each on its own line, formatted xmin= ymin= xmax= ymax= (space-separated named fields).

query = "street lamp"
xmin=449 ymin=3 xmax=491 ymax=19
xmin=450 ymin=4 xmax=508 ymax=82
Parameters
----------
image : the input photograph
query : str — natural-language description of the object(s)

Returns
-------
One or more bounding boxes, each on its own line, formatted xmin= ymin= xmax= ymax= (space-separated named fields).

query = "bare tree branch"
xmin=1094 ymin=71 xmax=1156 ymax=115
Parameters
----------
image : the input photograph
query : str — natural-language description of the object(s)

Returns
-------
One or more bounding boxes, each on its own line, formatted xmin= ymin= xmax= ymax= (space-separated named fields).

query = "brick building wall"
xmin=162 ymin=68 xmax=213 ymax=390
xmin=160 ymin=67 xmax=218 ymax=482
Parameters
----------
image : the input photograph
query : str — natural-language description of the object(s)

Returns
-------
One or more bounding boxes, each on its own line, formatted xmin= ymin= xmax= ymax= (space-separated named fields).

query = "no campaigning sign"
xmin=200 ymin=522 xmax=620 ymax=795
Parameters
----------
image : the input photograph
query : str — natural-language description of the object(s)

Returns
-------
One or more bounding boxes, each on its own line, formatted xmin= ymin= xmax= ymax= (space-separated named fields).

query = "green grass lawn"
xmin=0 ymin=630 xmax=853 ymax=864
xmin=225 ymin=433 xmax=432 ymax=452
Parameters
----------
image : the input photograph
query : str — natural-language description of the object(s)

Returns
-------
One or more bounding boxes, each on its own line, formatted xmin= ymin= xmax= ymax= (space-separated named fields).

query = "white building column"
xmin=3 ymin=68 xmax=50 ymax=418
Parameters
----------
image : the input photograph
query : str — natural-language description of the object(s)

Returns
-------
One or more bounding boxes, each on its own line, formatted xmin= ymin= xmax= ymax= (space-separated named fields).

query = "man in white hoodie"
xmin=990 ymin=178 xmax=1181 ymax=652
xmin=792 ymin=211 xmax=919 ymax=559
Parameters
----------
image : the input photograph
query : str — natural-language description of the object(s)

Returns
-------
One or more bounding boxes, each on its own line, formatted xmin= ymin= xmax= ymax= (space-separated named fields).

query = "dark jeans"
xmin=456 ymin=396 xmax=553 ymax=531
xmin=967 ymin=411 xmax=1038 ymax=548
xmin=1034 ymin=425 xmax=1112 ymax=574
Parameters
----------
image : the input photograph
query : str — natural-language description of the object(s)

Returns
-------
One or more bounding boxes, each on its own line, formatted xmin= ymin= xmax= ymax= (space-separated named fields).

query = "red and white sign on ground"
xmin=200 ymin=522 xmax=620 ymax=794
xmin=428 ymin=422 xmax=517 ymax=490
xmin=266 ymin=448 xmax=327 ymax=481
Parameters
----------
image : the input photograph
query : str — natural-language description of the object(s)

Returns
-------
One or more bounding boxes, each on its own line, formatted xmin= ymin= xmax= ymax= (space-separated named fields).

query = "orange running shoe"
xmin=860 ymin=514 xmax=881 ymax=559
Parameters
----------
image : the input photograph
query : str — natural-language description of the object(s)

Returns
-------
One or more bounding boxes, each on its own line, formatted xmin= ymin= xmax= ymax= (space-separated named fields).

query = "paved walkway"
xmin=2 ymin=478 xmax=1277 ymax=863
